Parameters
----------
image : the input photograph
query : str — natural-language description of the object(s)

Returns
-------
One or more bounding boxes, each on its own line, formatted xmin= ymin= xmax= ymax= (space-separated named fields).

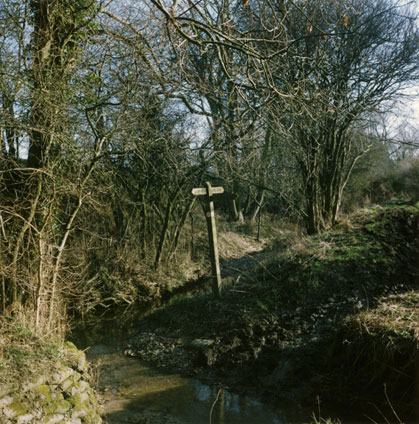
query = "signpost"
xmin=192 ymin=181 xmax=224 ymax=298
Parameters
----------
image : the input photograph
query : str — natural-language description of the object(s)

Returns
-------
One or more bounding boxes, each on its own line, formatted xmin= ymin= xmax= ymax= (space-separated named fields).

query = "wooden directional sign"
xmin=192 ymin=182 xmax=224 ymax=298
xmin=192 ymin=186 xmax=224 ymax=196
xmin=191 ymin=187 xmax=206 ymax=196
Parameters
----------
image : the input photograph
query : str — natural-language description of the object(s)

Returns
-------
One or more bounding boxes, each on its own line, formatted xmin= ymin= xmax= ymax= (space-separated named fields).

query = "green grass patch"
xmin=143 ymin=202 xmax=419 ymax=336
xmin=134 ymin=202 xmax=419 ymax=421
xmin=257 ymin=202 xmax=419 ymax=306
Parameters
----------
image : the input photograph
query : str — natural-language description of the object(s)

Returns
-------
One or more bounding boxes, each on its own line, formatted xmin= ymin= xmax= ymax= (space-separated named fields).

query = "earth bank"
xmin=121 ymin=203 xmax=419 ymax=422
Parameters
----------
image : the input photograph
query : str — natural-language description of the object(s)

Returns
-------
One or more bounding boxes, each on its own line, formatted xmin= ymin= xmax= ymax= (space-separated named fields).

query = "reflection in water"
xmin=85 ymin=347 xmax=303 ymax=424
xmin=193 ymin=382 xmax=284 ymax=424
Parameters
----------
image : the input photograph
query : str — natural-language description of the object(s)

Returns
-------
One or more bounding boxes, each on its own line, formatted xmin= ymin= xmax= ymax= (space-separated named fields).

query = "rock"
xmin=21 ymin=376 xmax=47 ymax=393
xmin=0 ymin=342 xmax=102 ymax=424
xmin=62 ymin=341 xmax=88 ymax=373
xmin=50 ymin=366 xmax=73 ymax=385
xmin=0 ymin=395 xmax=14 ymax=409
xmin=32 ymin=385 xmax=53 ymax=403
xmin=43 ymin=399 xmax=71 ymax=415
xmin=44 ymin=413 xmax=65 ymax=424
xmin=16 ymin=413 xmax=35 ymax=424
xmin=71 ymin=379 xmax=89 ymax=396
xmin=60 ymin=372 xmax=81 ymax=392
xmin=2 ymin=397 xmax=28 ymax=418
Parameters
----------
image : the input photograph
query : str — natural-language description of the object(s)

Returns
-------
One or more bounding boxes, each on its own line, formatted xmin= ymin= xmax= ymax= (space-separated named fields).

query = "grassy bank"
xmin=0 ymin=309 xmax=65 ymax=389
xmin=4 ymin=201 xmax=416 ymax=422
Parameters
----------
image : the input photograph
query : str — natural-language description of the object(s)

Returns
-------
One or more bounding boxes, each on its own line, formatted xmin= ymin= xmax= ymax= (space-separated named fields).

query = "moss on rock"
xmin=43 ymin=399 xmax=72 ymax=415
xmin=62 ymin=342 xmax=87 ymax=373
xmin=33 ymin=385 xmax=53 ymax=403
xmin=0 ymin=336 xmax=102 ymax=423
xmin=3 ymin=396 xmax=28 ymax=418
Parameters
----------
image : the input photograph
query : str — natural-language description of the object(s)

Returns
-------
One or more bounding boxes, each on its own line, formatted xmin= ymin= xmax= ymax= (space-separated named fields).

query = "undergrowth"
xmin=338 ymin=290 xmax=419 ymax=404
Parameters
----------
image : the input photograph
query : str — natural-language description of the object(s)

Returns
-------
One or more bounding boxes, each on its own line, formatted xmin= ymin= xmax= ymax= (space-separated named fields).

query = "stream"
xmin=70 ymin=305 xmax=313 ymax=424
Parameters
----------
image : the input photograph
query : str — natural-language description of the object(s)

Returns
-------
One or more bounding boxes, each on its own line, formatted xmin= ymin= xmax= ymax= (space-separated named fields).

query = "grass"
xmin=339 ymin=290 xmax=419 ymax=396
xmin=352 ymin=291 xmax=419 ymax=338
xmin=257 ymin=201 xmax=419 ymax=304
xmin=143 ymin=201 xmax=419 ymax=333
xmin=0 ymin=307 xmax=65 ymax=387
xmin=255 ymin=202 xmax=419 ymax=420
xmin=311 ymin=415 xmax=341 ymax=424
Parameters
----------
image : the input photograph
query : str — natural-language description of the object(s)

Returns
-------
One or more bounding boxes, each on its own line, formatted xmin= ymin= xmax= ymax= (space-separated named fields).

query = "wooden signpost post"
xmin=192 ymin=181 xmax=224 ymax=298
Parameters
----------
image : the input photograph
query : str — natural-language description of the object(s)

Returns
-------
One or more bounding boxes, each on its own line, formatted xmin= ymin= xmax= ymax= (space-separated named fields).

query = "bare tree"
xmin=264 ymin=0 xmax=419 ymax=232
xmin=147 ymin=0 xmax=419 ymax=233
xmin=0 ymin=0 xmax=106 ymax=326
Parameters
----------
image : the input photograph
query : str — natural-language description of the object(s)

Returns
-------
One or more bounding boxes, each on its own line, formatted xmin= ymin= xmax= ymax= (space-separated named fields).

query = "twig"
xmin=370 ymin=401 xmax=391 ymax=424
xmin=209 ymin=388 xmax=222 ymax=424
xmin=0 ymin=213 xmax=6 ymax=240
xmin=384 ymin=383 xmax=403 ymax=424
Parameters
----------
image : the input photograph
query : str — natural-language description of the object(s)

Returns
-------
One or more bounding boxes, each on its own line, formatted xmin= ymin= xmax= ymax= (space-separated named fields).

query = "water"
xmin=71 ymin=304 xmax=419 ymax=424
xmin=88 ymin=347 xmax=304 ymax=424
xmin=71 ymin=306 xmax=310 ymax=424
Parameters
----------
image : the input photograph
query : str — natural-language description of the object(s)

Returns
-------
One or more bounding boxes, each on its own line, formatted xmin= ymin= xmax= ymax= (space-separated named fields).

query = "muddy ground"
xmin=116 ymin=204 xmax=419 ymax=423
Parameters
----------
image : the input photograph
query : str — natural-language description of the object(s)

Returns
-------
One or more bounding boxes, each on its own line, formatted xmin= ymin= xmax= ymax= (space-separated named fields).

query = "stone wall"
xmin=0 ymin=342 xmax=102 ymax=424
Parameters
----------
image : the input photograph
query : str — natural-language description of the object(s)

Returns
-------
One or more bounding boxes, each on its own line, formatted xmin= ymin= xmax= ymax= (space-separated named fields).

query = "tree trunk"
xmin=10 ymin=173 xmax=43 ymax=302
xmin=154 ymin=183 xmax=184 ymax=269
xmin=249 ymin=190 xmax=265 ymax=223
xmin=169 ymin=197 xmax=196 ymax=261
xmin=249 ymin=126 xmax=272 ymax=223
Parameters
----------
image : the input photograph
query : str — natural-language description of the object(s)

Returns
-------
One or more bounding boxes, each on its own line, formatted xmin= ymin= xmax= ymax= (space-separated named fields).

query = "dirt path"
xmin=217 ymin=232 xmax=275 ymax=283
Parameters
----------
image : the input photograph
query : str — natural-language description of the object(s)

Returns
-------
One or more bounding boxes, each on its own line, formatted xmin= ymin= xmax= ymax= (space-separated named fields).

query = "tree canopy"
xmin=0 ymin=0 xmax=418 ymax=320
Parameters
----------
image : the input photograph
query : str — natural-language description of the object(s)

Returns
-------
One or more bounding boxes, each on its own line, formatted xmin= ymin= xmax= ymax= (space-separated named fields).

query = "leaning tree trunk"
xmin=249 ymin=126 xmax=273 ymax=223
xmin=154 ymin=182 xmax=185 ymax=269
